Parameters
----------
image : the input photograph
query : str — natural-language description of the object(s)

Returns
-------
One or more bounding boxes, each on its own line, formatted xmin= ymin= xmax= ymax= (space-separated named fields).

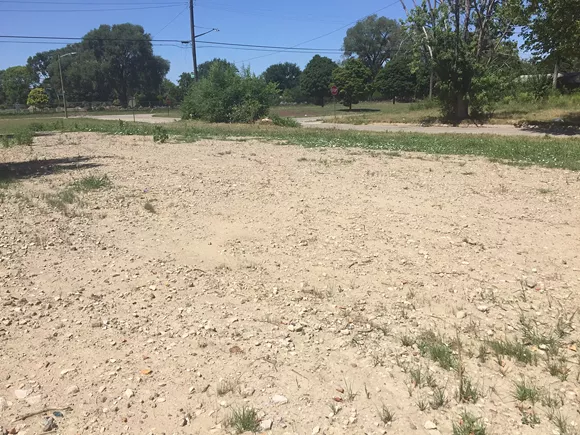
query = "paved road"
xmin=83 ymin=114 xmax=579 ymax=138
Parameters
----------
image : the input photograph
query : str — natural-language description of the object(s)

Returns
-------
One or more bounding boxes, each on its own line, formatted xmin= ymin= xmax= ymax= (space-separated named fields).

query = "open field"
xmin=270 ymin=98 xmax=580 ymax=127
xmin=2 ymin=130 xmax=580 ymax=434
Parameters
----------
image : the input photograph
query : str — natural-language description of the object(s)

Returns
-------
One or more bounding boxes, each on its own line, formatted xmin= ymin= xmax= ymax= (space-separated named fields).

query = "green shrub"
xmin=13 ymin=129 xmax=34 ymax=146
xmin=153 ymin=125 xmax=169 ymax=143
xmin=181 ymin=63 xmax=278 ymax=123
xmin=270 ymin=114 xmax=301 ymax=128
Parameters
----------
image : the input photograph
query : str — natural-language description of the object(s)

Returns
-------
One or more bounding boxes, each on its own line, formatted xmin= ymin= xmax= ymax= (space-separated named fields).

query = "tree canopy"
xmin=332 ymin=59 xmax=373 ymax=109
xmin=343 ymin=15 xmax=405 ymax=76
xmin=197 ymin=58 xmax=238 ymax=81
xmin=301 ymin=55 xmax=337 ymax=106
xmin=1 ymin=66 xmax=34 ymax=105
xmin=263 ymin=62 xmax=302 ymax=91
xmin=24 ymin=23 xmax=169 ymax=106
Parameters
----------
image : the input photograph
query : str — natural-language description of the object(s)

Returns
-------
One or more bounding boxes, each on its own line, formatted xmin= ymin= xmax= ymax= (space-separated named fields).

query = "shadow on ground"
xmin=0 ymin=156 xmax=101 ymax=184
xmin=338 ymin=108 xmax=381 ymax=113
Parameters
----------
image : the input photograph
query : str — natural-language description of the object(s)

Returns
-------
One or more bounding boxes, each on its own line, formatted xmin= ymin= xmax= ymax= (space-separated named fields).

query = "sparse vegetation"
xmin=453 ymin=412 xmax=486 ymax=435
xmin=70 ymin=175 xmax=112 ymax=192
xmin=153 ymin=125 xmax=169 ymax=143
xmin=487 ymin=338 xmax=537 ymax=365
xmin=458 ymin=375 xmax=481 ymax=403
xmin=216 ymin=379 xmax=238 ymax=396
xmin=378 ymin=404 xmax=395 ymax=424
xmin=417 ymin=330 xmax=457 ymax=370
xmin=430 ymin=387 xmax=448 ymax=409
xmin=513 ymin=378 xmax=540 ymax=404
xmin=270 ymin=114 xmax=300 ymax=128
xmin=226 ymin=407 xmax=260 ymax=433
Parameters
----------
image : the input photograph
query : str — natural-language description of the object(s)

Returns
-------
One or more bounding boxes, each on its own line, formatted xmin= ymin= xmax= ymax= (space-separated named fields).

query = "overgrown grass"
xmin=487 ymin=338 xmax=537 ymax=365
xmin=70 ymin=175 xmax=111 ymax=192
xmin=417 ymin=330 xmax=457 ymax=370
xmin=453 ymin=412 xmax=486 ymax=435
xmin=270 ymin=114 xmax=301 ymax=128
xmin=3 ymin=118 xmax=580 ymax=172
xmin=226 ymin=407 xmax=260 ymax=433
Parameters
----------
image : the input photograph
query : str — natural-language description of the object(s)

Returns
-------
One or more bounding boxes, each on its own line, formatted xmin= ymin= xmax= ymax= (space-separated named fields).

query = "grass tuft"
xmin=378 ymin=404 xmax=395 ymax=424
xmin=70 ymin=175 xmax=112 ymax=192
xmin=513 ymin=378 xmax=541 ymax=404
xmin=453 ymin=412 xmax=486 ymax=435
xmin=487 ymin=338 xmax=537 ymax=365
xmin=226 ymin=407 xmax=260 ymax=434
xmin=417 ymin=330 xmax=457 ymax=370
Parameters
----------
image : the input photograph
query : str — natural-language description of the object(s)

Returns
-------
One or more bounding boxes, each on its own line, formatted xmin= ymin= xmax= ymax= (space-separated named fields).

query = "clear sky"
xmin=0 ymin=0 xmax=412 ymax=82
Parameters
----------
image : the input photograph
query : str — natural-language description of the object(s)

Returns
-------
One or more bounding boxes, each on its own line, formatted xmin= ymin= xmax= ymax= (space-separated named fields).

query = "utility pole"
xmin=189 ymin=0 xmax=199 ymax=81
xmin=57 ymin=52 xmax=76 ymax=119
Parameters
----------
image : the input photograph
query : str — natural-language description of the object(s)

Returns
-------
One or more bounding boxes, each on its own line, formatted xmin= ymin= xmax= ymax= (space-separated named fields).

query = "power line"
xmin=236 ymin=0 xmax=403 ymax=64
xmin=153 ymin=5 xmax=189 ymax=38
xmin=0 ymin=0 xmax=184 ymax=3
xmin=0 ymin=35 xmax=343 ymax=52
xmin=0 ymin=4 xmax=186 ymax=12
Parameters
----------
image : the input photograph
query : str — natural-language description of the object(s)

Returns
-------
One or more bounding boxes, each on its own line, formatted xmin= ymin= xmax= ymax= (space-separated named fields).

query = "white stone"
xmin=424 ymin=420 xmax=437 ymax=430
xmin=67 ymin=385 xmax=80 ymax=395
xmin=312 ymin=426 xmax=321 ymax=435
xmin=271 ymin=394 xmax=288 ymax=405
xmin=260 ymin=419 xmax=273 ymax=430
xmin=125 ymin=389 xmax=135 ymax=399
xmin=14 ymin=389 xmax=30 ymax=400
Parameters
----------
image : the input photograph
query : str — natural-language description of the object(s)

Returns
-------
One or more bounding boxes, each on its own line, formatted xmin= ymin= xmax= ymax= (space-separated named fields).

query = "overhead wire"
xmin=0 ymin=4 xmax=186 ymax=12
xmin=235 ymin=0 xmax=404 ymax=64
xmin=153 ymin=5 xmax=189 ymax=38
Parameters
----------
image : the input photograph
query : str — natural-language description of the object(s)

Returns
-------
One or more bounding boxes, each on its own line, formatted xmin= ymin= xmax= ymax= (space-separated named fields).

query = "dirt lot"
xmin=1 ymin=132 xmax=580 ymax=435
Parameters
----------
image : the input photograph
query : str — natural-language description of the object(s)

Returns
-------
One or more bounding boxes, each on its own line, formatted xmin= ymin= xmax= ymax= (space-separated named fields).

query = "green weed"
xmin=453 ymin=412 xmax=486 ymax=435
xmin=226 ymin=407 xmax=260 ymax=433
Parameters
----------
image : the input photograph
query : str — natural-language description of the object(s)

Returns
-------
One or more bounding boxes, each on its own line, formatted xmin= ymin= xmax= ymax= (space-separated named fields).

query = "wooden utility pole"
xmin=189 ymin=0 xmax=199 ymax=81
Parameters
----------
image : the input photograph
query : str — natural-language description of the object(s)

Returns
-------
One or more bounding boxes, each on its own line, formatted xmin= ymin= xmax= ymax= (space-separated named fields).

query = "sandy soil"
xmin=1 ymin=132 xmax=580 ymax=435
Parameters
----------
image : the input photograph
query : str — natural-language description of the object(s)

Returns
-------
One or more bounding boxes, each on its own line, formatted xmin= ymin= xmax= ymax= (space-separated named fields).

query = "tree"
xmin=197 ymin=58 xmax=238 ymax=80
xmin=26 ymin=87 xmax=49 ymax=109
xmin=2 ymin=66 xmax=34 ymax=105
xmin=343 ymin=15 xmax=405 ymax=76
xmin=160 ymin=79 xmax=180 ymax=105
xmin=301 ymin=55 xmax=337 ymax=106
xmin=263 ymin=63 xmax=301 ymax=91
xmin=31 ymin=24 xmax=170 ymax=106
xmin=522 ymin=0 xmax=580 ymax=89
xmin=331 ymin=59 xmax=373 ymax=109
xmin=375 ymin=57 xmax=417 ymax=101
xmin=404 ymin=0 xmax=520 ymax=120
xmin=177 ymin=72 xmax=195 ymax=100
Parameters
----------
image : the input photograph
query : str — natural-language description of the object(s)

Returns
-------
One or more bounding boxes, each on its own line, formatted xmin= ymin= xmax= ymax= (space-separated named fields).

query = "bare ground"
xmin=1 ymin=133 xmax=580 ymax=435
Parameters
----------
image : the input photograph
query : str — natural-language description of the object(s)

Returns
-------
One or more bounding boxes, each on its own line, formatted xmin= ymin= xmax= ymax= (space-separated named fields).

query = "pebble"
xmin=67 ymin=385 xmax=80 ymax=395
xmin=40 ymin=416 xmax=57 ymax=432
xmin=260 ymin=419 xmax=273 ymax=430
xmin=424 ymin=420 xmax=437 ymax=430
xmin=0 ymin=397 xmax=8 ymax=411
xmin=456 ymin=311 xmax=466 ymax=319
xmin=271 ymin=394 xmax=288 ymax=405
xmin=125 ymin=389 xmax=134 ymax=399
xmin=312 ymin=426 xmax=321 ymax=435
xmin=14 ymin=390 xmax=29 ymax=400
xmin=477 ymin=305 xmax=489 ymax=313
xmin=525 ymin=277 xmax=537 ymax=288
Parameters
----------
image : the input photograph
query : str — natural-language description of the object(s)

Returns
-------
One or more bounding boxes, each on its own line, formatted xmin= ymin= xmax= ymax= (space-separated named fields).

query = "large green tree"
xmin=263 ymin=62 xmax=301 ymax=91
xmin=375 ymin=56 xmax=419 ymax=101
xmin=522 ymin=0 xmax=580 ymax=88
xmin=197 ymin=58 xmax=238 ymax=81
xmin=331 ymin=59 xmax=373 ymax=110
xmin=301 ymin=55 xmax=337 ymax=106
xmin=343 ymin=15 xmax=405 ymax=76
xmin=2 ymin=66 xmax=34 ymax=105
xmin=404 ymin=0 xmax=521 ymax=120
xmin=28 ymin=24 xmax=169 ymax=106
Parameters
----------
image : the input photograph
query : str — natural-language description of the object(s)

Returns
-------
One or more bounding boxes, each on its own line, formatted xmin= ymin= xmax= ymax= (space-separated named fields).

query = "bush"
xmin=26 ymin=88 xmax=49 ymax=109
xmin=181 ymin=64 xmax=279 ymax=123
xmin=270 ymin=114 xmax=301 ymax=128
xmin=153 ymin=125 xmax=169 ymax=143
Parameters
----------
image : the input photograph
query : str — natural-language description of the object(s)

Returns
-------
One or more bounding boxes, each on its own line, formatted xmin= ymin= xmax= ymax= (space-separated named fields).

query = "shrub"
xmin=26 ymin=88 xmax=49 ymax=109
xmin=153 ymin=126 xmax=169 ymax=143
xmin=181 ymin=63 xmax=278 ymax=123
xmin=270 ymin=114 xmax=300 ymax=128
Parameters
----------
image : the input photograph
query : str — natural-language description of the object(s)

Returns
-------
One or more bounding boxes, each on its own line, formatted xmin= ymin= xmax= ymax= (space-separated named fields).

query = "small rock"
xmin=312 ymin=426 xmax=321 ymax=435
xmin=271 ymin=394 xmax=288 ymax=405
xmin=476 ymin=305 xmax=489 ymax=313
xmin=424 ymin=420 xmax=437 ymax=430
xmin=14 ymin=390 xmax=29 ymax=400
xmin=0 ymin=397 xmax=9 ymax=411
xmin=456 ymin=311 xmax=466 ymax=319
xmin=40 ymin=416 xmax=57 ymax=432
xmin=241 ymin=387 xmax=255 ymax=398
xmin=260 ymin=419 xmax=273 ymax=430
xmin=340 ymin=329 xmax=351 ymax=335
xmin=525 ymin=277 xmax=537 ymax=289
xmin=125 ymin=389 xmax=134 ymax=399
xmin=26 ymin=394 xmax=42 ymax=405
xmin=66 ymin=385 xmax=80 ymax=395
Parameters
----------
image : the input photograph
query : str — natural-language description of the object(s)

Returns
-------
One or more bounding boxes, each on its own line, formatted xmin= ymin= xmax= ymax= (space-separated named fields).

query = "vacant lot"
xmin=1 ymin=132 xmax=580 ymax=435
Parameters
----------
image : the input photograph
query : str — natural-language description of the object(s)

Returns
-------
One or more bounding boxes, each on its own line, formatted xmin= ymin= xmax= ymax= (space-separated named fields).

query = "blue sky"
xmin=0 ymin=0 xmax=411 ymax=82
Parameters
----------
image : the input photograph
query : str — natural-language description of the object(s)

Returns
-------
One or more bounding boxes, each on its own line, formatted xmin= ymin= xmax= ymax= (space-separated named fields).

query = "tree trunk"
xmin=552 ymin=60 xmax=559 ymax=90
xmin=429 ymin=69 xmax=434 ymax=99
xmin=456 ymin=95 xmax=469 ymax=121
